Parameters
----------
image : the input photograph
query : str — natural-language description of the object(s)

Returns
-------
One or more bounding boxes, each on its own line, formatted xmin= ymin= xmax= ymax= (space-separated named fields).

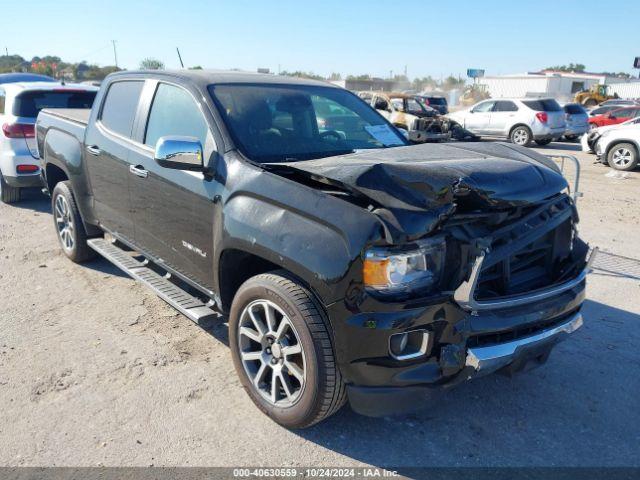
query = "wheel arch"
xmin=217 ymin=248 xmax=326 ymax=317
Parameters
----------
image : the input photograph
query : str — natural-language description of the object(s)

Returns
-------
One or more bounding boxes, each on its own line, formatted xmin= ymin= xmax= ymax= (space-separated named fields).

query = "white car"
xmin=0 ymin=82 xmax=97 ymax=203
xmin=581 ymin=116 xmax=640 ymax=153
xmin=447 ymin=98 xmax=566 ymax=147
xmin=595 ymin=123 xmax=640 ymax=171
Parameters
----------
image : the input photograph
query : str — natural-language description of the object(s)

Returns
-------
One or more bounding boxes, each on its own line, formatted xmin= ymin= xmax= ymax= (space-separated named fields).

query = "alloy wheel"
xmin=55 ymin=195 xmax=75 ymax=251
xmin=611 ymin=147 xmax=634 ymax=168
xmin=238 ymin=299 xmax=306 ymax=407
xmin=512 ymin=128 xmax=529 ymax=145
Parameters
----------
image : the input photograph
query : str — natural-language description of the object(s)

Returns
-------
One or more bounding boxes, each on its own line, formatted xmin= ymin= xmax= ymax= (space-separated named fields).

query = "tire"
xmin=229 ymin=271 xmax=346 ymax=428
xmin=0 ymin=171 xmax=21 ymax=204
xmin=607 ymin=143 xmax=638 ymax=171
xmin=564 ymin=135 xmax=578 ymax=141
xmin=51 ymin=181 xmax=96 ymax=263
xmin=584 ymin=98 xmax=598 ymax=108
xmin=510 ymin=125 xmax=532 ymax=147
xmin=535 ymin=139 xmax=552 ymax=146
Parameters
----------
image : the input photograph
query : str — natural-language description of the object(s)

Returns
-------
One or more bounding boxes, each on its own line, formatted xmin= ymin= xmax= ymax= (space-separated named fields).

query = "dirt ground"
xmin=0 ymin=141 xmax=638 ymax=469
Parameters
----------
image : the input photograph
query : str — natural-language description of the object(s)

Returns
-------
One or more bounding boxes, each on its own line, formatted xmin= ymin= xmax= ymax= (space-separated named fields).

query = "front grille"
xmin=475 ymin=196 xmax=574 ymax=300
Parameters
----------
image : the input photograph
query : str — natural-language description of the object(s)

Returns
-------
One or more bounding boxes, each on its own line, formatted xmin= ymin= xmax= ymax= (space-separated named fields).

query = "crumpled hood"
xmin=273 ymin=142 xmax=568 ymax=243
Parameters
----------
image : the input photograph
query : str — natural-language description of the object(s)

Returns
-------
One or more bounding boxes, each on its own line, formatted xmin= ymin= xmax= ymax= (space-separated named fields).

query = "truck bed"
xmin=36 ymin=108 xmax=89 ymax=162
xmin=40 ymin=108 xmax=91 ymax=126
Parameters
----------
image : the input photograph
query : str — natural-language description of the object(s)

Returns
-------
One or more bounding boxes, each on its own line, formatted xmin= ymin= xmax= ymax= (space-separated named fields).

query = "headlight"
xmin=363 ymin=237 xmax=445 ymax=295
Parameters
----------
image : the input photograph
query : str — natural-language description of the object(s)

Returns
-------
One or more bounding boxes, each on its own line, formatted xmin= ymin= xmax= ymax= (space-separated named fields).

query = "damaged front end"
xmin=268 ymin=142 xmax=592 ymax=416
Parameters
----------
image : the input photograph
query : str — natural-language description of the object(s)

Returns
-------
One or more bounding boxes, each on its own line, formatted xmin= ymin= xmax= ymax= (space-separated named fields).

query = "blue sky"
xmin=5 ymin=0 xmax=639 ymax=78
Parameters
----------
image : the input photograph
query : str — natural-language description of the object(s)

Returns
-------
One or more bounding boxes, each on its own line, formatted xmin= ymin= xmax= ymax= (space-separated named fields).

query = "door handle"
xmin=86 ymin=145 xmax=101 ymax=156
xmin=129 ymin=165 xmax=148 ymax=178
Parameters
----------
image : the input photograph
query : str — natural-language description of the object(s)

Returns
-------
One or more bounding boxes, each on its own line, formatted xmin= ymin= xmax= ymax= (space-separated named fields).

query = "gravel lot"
xmin=0 ymin=141 xmax=638 ymax=469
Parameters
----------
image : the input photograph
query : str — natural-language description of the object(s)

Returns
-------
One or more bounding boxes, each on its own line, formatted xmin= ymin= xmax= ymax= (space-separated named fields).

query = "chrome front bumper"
xmin=465 ymin=312 xmax=583 ymax=374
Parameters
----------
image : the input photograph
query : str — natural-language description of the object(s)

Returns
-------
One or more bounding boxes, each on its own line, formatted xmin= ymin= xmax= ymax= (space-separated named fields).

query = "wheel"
xmin=607 ymin=143 xmax=638 ymax=171
xmin=0 ymin=171 xmax=21 ymax=204
xmin=51 ymin=181 xmax=96 ymax=263
xmin=229 ymin=271 xmax=346 ymax=428
xmin=535 ymin=139 xmax=552 ymax=146
xmin=584 ymin=98 xmax=598 ymax=108
xmin=564 ymin=135 xmax=578 ymax=141
xmin=510 ymin=126 xmax=532 ymax=147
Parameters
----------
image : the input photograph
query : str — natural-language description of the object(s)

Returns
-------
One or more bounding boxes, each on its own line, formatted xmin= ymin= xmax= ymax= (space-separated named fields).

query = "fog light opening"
xmin=389 ymin=330 xmax=430 ymax=360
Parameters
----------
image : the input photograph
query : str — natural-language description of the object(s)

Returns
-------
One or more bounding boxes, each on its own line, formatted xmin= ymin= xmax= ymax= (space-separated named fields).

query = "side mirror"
xmin=154 ymin=136 xmax=203 ymax=171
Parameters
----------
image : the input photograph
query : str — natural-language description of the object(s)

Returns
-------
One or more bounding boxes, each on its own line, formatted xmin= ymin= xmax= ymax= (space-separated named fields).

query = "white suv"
xmin=0 ymin=82 xmax=97 ymax=203
xmin=448 ymin=98 xmax=566 ymax=147
xmin=595 ymin=123 xmax=640 ymax=171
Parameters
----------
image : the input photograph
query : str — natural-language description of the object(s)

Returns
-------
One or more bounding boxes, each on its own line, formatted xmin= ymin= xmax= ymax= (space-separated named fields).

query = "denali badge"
xmin=182 ymin=240 xmax=207 ymax=258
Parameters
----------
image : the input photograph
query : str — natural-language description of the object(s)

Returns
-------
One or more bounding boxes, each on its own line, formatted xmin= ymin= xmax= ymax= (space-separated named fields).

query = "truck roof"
xmin=1 ymin=82 xmax=99 ymax=93
xmin=107 ymin=69 xmax=338 ymax=89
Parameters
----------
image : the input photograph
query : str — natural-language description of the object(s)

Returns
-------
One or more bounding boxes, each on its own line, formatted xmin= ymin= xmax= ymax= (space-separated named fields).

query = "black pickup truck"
xmin=36 ymin=70 xmax=593 ymax=428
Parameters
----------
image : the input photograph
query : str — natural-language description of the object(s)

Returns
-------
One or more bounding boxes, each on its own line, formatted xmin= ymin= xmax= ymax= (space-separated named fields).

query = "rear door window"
xmin=493 ymin=101 xmax=518 ymax=112
xmin=144 ymin=83 xmax=209 ymax=148
xmin=100 ymin=81 xmax=144 ymax=138
xmin=564 ymin=104 xmax=586 ymax=115
xmin=12 ymin=90 xmax=96 ymax=118
xmin=522 ymin=99 xmax=562 ymax=112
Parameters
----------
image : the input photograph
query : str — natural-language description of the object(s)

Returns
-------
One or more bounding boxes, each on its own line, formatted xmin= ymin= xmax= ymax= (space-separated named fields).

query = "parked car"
xmin=0 ymin=82 xmax=97 ymax=203
xmin=417 ymin=95 xmax=448 ymax=114
xmin=447 ymin=98 xmax=566 ymax=147
xmin=598 ymin=99 xmax=639 ymax=108
xmin=588 ymin=106 xmax=640 ymax=129
xmin=0 ymin=73 xmax=55 ymax=84
xmin=595 ymin=123 xmax=640 ymax=171
xmin=563 ymin=103 xmax=589 ymax=140
xmin=581 ymin=116 xmax=640 ymax=153
xmin=37 ymin=70 xmax=591 ymax=428
xmin=588 ymin=105 xmax=623 ymax=117
xmin=358 ymin=91 xmax=450 ymax=142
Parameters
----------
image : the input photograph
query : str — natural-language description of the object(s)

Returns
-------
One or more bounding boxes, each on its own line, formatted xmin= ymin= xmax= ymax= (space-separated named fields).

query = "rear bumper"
xmin=533 ymin=128 xmax=565 ymax=140
xmin=565 ymin=124 xmax=589 ymax=136
xmin=3 ymin=173 xmax=42 ymax=188
xmin=347 ymin=312 xmax=583 ymax=417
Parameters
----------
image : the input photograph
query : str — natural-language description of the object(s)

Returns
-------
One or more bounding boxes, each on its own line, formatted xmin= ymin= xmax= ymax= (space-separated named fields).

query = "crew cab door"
xmin=465 ymin=100 xmax=495 ymax=134
xmin=126 ymin=81 xmax=219 ymax=289
xmin=84 ymin=80 xmax=145 ymax=243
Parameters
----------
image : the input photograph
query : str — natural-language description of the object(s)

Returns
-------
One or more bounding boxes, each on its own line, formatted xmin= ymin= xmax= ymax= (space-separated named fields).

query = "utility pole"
xmin=176 ymin=47 xmax=184 ymax=68
xmin=111 ymin=40 xmax=118 ymax=68
xmin=4 ymin=47 xmax=8 ymax=57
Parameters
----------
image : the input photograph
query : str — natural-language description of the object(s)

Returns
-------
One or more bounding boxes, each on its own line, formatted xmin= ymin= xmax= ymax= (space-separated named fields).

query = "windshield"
xmin=208 ymin=83 xmax=407 ymax=163
xmin=13 ymin=90 xmax=96 ymax=118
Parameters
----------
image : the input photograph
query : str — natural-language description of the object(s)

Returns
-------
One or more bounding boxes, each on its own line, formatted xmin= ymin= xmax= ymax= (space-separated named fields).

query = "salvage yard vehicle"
xmin=37 ymin=70 xmax=592 ymax=428
xmin=448 ymin=98 xmax=566 ymax=147
xmin=588 ymin=106 xmax=640 ymax=129
xmin=581 ymin=116 xmax=640 ymax=153
xmin=358 ymin=91 xmax=450 ymax=142
xmin=595 ymin=122 xmax=640 ymax=171
xmin=562 ymin=103 xmax=589 ymax=141
xmin=0 ymin=82 xmax=96 ymax=203
xmin=417 ymin=94 xmax=448 ymax=114
xmin=574 ymin=84 xmax=617 ymax=108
